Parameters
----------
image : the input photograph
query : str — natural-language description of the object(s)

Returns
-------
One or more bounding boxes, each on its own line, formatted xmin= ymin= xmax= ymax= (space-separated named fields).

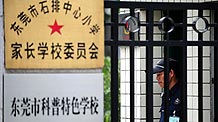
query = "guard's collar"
xmin=170 ymin=82 xmax=180 ymax=95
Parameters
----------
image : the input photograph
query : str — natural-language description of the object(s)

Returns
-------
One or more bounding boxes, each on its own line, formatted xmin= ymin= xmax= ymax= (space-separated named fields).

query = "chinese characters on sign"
xmin=11 ymin=42 xmax=98 ymax=60
xmin=5 ymin=0 xmax=104 ymax=69
xmin=4 ymin=74 xmax=103 ymax=122
xmin=11 ymin=1 xmax=100 ymax=36
xmin=10 ymin=96 xmax=99 ymax=117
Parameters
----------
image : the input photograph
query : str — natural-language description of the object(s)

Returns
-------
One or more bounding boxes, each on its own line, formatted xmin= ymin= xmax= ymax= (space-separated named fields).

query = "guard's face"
xmin=156 ymin=71 xmax=164 ymax=88
xmin=156 ymin=70 xmax=174 ymax=88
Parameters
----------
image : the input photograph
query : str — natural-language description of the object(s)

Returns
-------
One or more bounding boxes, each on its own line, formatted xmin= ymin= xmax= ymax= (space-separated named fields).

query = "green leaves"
xmin=103 ymin=56 xmax=111 ymax=122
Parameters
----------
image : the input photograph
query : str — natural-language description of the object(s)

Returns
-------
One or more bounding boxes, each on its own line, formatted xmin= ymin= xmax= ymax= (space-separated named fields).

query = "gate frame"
xmin=104 ymin=1 xmax=218 ymax=122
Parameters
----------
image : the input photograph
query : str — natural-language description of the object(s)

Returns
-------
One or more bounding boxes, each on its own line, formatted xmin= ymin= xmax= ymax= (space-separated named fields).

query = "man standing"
xmin=153 ymin=58 xmax=181 ymax=122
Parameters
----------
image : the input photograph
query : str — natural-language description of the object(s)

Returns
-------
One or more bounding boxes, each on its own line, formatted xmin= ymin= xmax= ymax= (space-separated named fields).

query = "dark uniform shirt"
xmin=159 ymin=82 xmax=181 ymax=122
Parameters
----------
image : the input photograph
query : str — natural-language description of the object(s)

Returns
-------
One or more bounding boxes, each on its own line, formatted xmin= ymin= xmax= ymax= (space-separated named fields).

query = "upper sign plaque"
xmin=4 ymin=0 xmax=104 ymax=69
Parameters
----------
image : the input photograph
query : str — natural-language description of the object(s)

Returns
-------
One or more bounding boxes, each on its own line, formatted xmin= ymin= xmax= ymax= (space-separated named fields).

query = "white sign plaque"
xmin=4 ymin=73 xmax=103 ymax=122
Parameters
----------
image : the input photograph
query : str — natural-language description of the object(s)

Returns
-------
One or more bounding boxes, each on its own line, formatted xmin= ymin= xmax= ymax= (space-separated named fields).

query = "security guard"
xmin=153 ymin=58 xmax=181 ymax=122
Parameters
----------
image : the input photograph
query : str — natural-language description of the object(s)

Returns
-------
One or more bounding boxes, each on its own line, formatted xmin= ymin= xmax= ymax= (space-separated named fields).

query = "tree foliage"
xmin=103 ymin=56 xmax=111 ymax=122
xmin=103 ymin=56 xmax=120 ymax=122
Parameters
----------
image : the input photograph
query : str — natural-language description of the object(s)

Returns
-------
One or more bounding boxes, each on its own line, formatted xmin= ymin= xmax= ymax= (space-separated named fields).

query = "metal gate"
xmin=104 ymin=1 xmax=218 ymax=122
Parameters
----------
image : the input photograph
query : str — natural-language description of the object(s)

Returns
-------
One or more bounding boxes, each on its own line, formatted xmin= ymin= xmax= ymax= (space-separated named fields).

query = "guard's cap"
xmin=153 ymin=58 xmax=178 ymax=74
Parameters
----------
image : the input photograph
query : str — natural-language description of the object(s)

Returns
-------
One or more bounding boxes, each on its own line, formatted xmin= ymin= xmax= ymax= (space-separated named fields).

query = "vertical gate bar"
xmin=164 ymin=9 xmax=170 ymax=122
xmin=214 ymin=10 xmax=218 ymax=122
xmin=198 ymin=9 xmax=203 ymax=122
xmin=129 ymin=8 xmax=135 ymax=122
xmin=111 ymin=7 xmax=119 ymax=122
xmin=164 ymin=46 xmax=170 ymax=122
xmin=146 ymin=9 xmax=154 ymax=122
xmin=165 ymin=10 xmax=170 ymax=41
xmin=130 ymin=8 xmax=135 ymax=41
xmin=181 ymin=9 xmax=188 ymax=122
xmin=130 ymin=45 xmax=135 ymax=122
xmin=181 ymin=46 xmax=188 ymax=122
xmin=198 ymin=46 xmax=203 ymax=122
xmin=180 ymin=45 xmax=188 ymax=122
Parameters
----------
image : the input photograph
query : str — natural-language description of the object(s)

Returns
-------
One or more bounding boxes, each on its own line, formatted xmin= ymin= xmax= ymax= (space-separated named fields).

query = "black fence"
xmin=105 ymin=1 xmax=218 ymax=122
